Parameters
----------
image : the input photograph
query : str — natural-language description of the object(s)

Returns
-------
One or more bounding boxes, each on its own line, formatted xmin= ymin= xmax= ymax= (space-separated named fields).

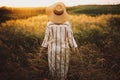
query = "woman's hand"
xmin=38 ymin=53 xmax=42 ymax=58
xmin=75 ymin=47 xmax=80 ymax=55
xmin=75 ymin=47 xmax=83 ymax=62
xmin=38 ymin=47 xmax=45 ymax=58
xmin=72 ymin=47 xmax=79 ymax=54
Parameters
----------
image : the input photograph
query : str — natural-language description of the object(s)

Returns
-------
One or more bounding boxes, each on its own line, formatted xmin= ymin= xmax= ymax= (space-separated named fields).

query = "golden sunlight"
xmin=0 ymin=0 xmax=120 ymax=7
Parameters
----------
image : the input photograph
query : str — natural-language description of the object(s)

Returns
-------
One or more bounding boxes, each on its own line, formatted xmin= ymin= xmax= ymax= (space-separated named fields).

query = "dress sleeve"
xmin=41 ymin=26 xmax=50 ymax=48
xmin=67 ymin=25 xmax=78 ymax=48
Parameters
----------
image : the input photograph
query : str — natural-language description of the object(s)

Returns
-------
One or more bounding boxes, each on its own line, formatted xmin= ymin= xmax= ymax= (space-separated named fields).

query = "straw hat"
xmin=46 ymin=2 xmax=69 ymax=24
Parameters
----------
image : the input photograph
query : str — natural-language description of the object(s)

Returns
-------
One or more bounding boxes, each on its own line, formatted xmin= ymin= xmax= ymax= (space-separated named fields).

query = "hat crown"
xmin=54 ymin=5 xmax=64 ymax=15
xmin=55 ymin=5 xmax=63 ymax=11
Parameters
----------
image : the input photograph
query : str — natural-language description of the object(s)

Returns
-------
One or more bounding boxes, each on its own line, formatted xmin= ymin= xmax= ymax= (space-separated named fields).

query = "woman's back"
xmin=42 ymin=21 xmax=77 ymax=50
xmin=48 ymin=21 xmax=70 ymax=49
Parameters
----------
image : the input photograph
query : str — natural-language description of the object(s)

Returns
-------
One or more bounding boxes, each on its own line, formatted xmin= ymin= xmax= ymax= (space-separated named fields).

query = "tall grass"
xmin=1 ymin=14 xmax=118 ymax=36
xmin=0 ymin=14 xmax=120 ymax=80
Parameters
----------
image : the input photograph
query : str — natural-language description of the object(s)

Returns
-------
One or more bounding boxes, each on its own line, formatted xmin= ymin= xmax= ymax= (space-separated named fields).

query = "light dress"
xmin=41 ymin=21 xmax=77 ymax=80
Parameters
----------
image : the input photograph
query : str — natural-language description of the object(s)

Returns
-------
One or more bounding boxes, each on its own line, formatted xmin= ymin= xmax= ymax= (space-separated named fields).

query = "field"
xmin=0 ymin=4 xmax=120 ymax=23
xmin=0 ymin=5 xmax=120 ymax=80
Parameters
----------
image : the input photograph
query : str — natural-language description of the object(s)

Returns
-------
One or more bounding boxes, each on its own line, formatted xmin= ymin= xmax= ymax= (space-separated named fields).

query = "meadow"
xmin=0 ymin=4 xmax=120 ymax=23
xmin=0 ymin=5 xmax=120 ymax=80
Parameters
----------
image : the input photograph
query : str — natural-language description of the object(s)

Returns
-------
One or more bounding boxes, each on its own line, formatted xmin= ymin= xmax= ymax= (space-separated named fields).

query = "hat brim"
xmin=46 ymin=3 xmax=69 ymax=24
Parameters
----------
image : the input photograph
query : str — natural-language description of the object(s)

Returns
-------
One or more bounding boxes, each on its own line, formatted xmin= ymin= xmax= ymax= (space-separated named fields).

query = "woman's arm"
xmin=66 ymin=24 xmax=80 ymax=55
xmin=38 ymin=25 xmax=50 ymax=58
xmin=67 ymin=26 xmax=78 ymax=48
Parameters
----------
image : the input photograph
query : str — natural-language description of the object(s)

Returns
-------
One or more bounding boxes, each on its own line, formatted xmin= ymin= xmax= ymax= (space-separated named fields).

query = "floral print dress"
xmin=41 ymin=21 xmax=77 ymax=80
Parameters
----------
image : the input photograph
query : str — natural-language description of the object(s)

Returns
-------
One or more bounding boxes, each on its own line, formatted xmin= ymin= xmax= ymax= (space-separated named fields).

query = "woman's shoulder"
xmin=63 ymin=21 xmax=71 ymax=26
xmin=47 ymin=21 xmax=54 ymax=26
xmin=47 ymin=21 xmax=71 ymax=26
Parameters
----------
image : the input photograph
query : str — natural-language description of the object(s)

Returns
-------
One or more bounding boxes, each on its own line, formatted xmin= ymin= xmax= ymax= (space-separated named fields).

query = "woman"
xmin=39 ymin=2 xmax=79 ymax=80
